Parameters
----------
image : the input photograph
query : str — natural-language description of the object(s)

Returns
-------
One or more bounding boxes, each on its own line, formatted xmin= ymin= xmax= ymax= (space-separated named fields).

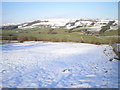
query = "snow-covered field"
xmin=0 ymin=41 xmax=118 ymax=88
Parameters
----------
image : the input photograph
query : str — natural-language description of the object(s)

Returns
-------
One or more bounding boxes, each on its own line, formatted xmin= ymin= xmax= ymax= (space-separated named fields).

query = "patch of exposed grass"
xmin=2 ymin=28 xmax=119 ymax=44
xmin=100 ymin=30 xmax=118 ymax=36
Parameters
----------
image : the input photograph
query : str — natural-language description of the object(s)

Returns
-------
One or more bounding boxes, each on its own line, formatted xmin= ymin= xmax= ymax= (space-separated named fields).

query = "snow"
xmin=34 ymin=19 xmax=69 ymax=27
xmin=1 ymin=41 xmax=118 ymax=88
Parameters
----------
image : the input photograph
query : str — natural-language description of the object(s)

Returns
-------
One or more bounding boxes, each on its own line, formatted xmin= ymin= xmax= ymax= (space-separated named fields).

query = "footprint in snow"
xmin=2 ymin=70 xmax=6 ymax=74
xmin=62 ymin=69 xmax=71 ymax=73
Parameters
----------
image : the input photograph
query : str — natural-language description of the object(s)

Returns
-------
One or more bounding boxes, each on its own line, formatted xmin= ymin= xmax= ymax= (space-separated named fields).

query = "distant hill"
xmin=1 ymin=19 xmax=118 ymax=31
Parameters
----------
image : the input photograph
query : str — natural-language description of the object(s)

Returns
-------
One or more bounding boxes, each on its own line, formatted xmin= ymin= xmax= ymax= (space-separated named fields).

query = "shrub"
xmin=2 ymin=25 xmax=18 ymax=30
xmin=108 ymin=21 xmax=115 ymax=26
xmin=28 ymin=36 xmax=37 ymax=41
xmin=50 ymin=32 xmax=57 ymax=34
xmin=17 ymin=36 xmax=28 ymax=42
xmin=99 ymin=25 xmax=110 ymax=34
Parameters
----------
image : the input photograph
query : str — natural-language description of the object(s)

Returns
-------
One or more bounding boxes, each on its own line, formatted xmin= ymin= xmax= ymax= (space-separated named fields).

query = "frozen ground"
xmin=0 ymin=41 xmax=119 ymax=88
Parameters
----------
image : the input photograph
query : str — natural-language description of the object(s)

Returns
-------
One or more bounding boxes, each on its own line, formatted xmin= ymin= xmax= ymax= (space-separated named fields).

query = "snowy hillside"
xmin=2 ymin=19 xmax=118 ymax=31
xmin=1 ymin=42 xmax=118 ymax=88
xmin=16 ymin=19 xmax=117 ymax=30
